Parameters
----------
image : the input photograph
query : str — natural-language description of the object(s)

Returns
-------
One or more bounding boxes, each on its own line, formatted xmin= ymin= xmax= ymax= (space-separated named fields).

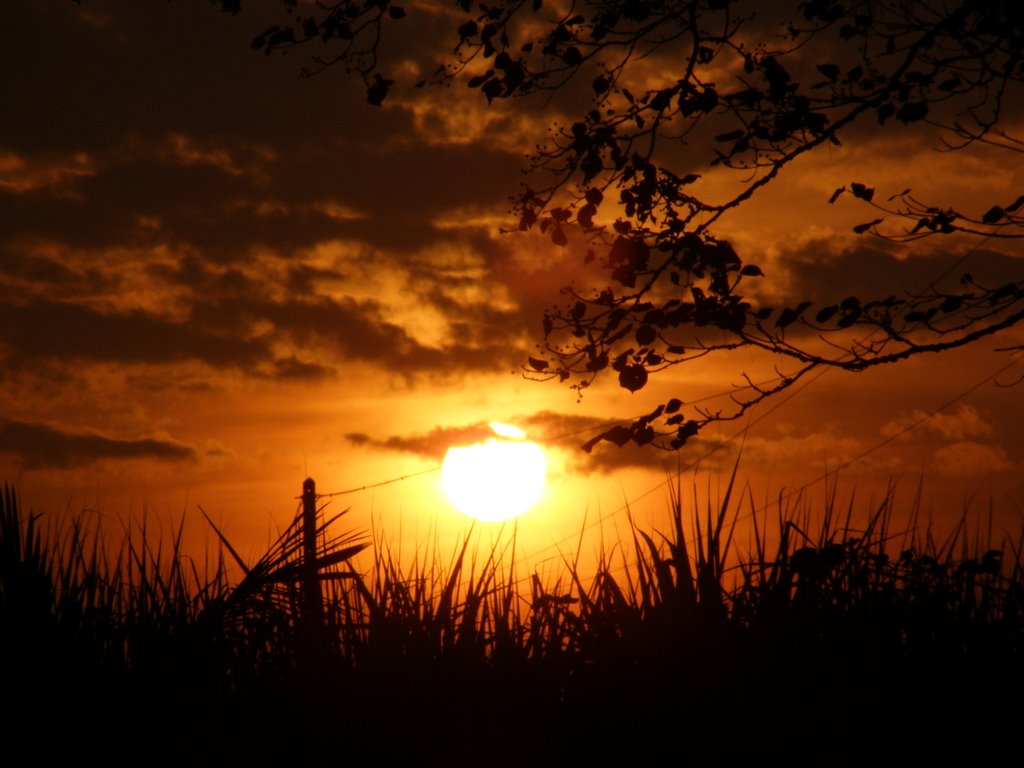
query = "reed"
xmin=1 ymin=476 xmax=1021 ymax=763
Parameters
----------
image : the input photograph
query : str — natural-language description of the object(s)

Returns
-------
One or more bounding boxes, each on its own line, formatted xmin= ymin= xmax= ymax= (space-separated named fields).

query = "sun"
xmin=441 ymin=422 xmax=547 ymax=522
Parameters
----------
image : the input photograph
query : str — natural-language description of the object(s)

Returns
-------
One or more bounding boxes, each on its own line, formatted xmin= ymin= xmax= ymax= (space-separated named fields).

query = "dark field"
xmin=2 ymin=476 xmax=1022 ymax=765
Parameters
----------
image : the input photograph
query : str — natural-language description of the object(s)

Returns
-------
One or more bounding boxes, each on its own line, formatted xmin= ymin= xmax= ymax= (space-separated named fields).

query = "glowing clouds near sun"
xmin=441 ymin=422 xmax=547 ymax=522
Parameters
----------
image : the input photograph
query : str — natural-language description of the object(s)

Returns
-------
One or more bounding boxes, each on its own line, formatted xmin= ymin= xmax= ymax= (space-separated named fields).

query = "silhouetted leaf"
xmin=582 ymin=425 xmax=632 ymax=452
xmin=526 ymin=356 xmax=549 ymax=371
xmin=816 ymin=63 xmax=840 ymax=81
xmin=896 ymin=101 xmax=928 ymax=123
xmin=618 ymin=365 xmax=648 ymax=392
xmin=665 ymin=397 xmax=683 ymax=414
xmin=853 ymin=218 xmax=883 ymax=233
xmin=636 ymin=325 xmax=657 ymax=346
xmin=741 ymin=264 xmax=763 ymax=276
xmin=776 ymin=301 xmax=812 ymax=329
xmin=982 ymin=205 xmax=1005 ymax=223
xmin=1005 ymin=195 xmax=1024 ymax=213
xmin=816 ymin=305 xmax=839 ymax=323
xmin=850 ymin=182 xmax=874 ymax=201
xmin=940 ymin=295 xmax=962 ymax=313
xmin=366 ymin=73 xmax=394 ymax=106
xmin=562 ymin=46 xmax=582 ymax=66
xmin=467 ymin=70 xmax=493 ymax=88
xmin=482 ymin=78 xmax=503 ymax=102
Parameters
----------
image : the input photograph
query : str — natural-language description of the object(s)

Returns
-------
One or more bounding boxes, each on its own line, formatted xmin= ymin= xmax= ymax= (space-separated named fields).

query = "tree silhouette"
xmin=235 ymin=0 xmax=1024 ymax=450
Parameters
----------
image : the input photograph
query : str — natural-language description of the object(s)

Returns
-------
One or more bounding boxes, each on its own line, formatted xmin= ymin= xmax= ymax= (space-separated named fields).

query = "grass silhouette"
xmin=2 ymin=472 xmax=1022 ymax=764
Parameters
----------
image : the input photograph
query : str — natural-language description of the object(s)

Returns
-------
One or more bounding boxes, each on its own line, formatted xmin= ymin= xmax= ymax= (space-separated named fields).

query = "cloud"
xmin=0 ymin=151 xmax=96 ymax=195
xmin=346 ymin=422 xmax=498 ymax=462
xmin=0 ymin=419 xmax=196 ymax=469
xmin=162 ymin=133 xmax=254 ymax=177
xmin=345 ymin=410 xmax=679 ymax=474
xmin=932 ymin=441 xmax=1015 ymax=476
xmin=0 ymin=299 xmax=273 ymax=369
xmin=774 ymin=240 xmax=1023 ymax=311
xmin=881 ymin=404 xmax=995 ymax=442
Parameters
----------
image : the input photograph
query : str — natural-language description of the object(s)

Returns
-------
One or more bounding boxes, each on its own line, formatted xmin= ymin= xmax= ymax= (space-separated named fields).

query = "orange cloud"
xmin=0 ymin=150 xmax=95 ymax=194
xmin=932 ymin=441 xmax=1015 ymax=476
xmin=881 ymin=404 xmax=995 ymax=442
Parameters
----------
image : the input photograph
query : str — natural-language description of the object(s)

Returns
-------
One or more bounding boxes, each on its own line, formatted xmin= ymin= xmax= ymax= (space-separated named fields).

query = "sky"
xmin=2 ymin=1 xmax=1022 ymax=574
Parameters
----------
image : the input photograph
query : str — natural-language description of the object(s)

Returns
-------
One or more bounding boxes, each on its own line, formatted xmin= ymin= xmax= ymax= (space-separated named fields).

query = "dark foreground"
xmin=3 ymin=483 xmax=1021 ymax=764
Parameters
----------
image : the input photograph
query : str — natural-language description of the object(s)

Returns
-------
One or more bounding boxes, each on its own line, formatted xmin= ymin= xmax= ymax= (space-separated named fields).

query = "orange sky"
xmin=1 ymin=1 xmax=1022 ymax=575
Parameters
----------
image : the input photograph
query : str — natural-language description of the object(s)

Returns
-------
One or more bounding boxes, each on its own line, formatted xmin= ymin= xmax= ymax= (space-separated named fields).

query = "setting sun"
xmin=440 ymin=422 xmax=547 ymax=522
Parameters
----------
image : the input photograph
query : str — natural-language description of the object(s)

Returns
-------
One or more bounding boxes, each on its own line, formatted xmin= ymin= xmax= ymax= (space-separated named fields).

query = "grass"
xmin=2 ymin=472 xmax=1022 ymax=764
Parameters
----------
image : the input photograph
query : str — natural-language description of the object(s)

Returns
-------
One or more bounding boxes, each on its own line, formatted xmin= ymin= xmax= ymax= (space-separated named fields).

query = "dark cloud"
xmin=345 ymin=410 xmax=687 ymax=474
xmin=0 ymin=299 xmax=272 ymax=369
xmin=0 ymin=2 xmax=524 ymax=255
xmin=346 ymin=422 xmax=497 ymax=462
xmin=780 ymin=241 xmax=1023 ymax=308
xmin=0 ymin=2 xmax=559 ymax=392
xmin=0 ymin=248 xmax=114 ymax=302
xmin=0 ymin=419 xmax=196 ymax=469
xmin=270 ymin=356 xmax=334 ymax=381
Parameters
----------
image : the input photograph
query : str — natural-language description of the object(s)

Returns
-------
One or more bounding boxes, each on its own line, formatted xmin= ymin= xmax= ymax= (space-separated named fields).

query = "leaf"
xmin=366 ymin=73 xmax=394 ymax=106
xmin=896 ymin=101 xmax=928 ymax=124
xmin=618 ymin=365 xmax=648 ymax=392
xmin=982 ymin=205 xmax=1005 ymax=224
xmin=526 ymin=356 xmax=549 ymax=371
xmin=853 ymin=218 xmax=883 ymax=233
xmin=939 ymin=295 xmax=962 ymax=313
xmin=577 ymin=203 xmax=597 ymax=227
xmin=635 ymin=325 xmax=657 ymax=346
xmin=828 ymin=187 xmax=845 ymax=204
xmin=562 ymin=46 xmax=582 ymax=66
xmin=850 ymin=182 xmax=874 ymax=202
xmin=467 ymin=70 xmax=493 ymax=88
xmin=816 ymin=63 xmax=840 ymax=81
xmin=776 ymin=300 xmax=812 ymax=329
xmin=815 ymin=305 xmax=839 ymax=323
xmin=665 ymin=397 xmax=683 ymax=414
xmin=582 ymin=425 xmax=632 ymax=452
xmin=741 ymin=264 xmax=763 ymax=277
xmin=482 ymin=78 xmax=503 ymax=102
xmin=1004 ymin=195 xmax=1024 ymax=213
xmin=388 ymin=6 xmax=406 ymax=19
xmin=551 ymin=226 xmax=568 ymax=246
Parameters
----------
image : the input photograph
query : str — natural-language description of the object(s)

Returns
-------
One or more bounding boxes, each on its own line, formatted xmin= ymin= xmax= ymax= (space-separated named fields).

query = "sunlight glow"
xmin=441 ymin=422 xmax=547 ymax=522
